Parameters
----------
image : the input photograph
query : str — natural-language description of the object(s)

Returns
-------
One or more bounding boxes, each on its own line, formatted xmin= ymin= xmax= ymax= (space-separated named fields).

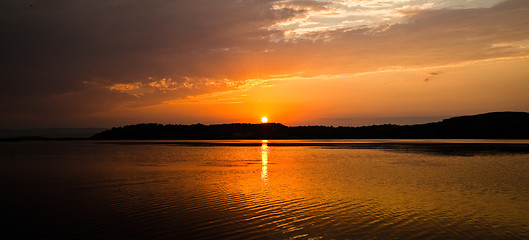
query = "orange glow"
xmin=261 ymin=117 xmax=268 ymax=123
xmin=261 ymin=140 xmax=269 ymax=184
xmin=89 ymin=57 xmax=529 ymax=127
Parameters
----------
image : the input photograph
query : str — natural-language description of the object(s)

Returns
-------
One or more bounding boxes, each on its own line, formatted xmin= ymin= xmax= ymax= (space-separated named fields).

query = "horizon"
xmin=1 ymin=110 xmax=527 ymax=130
xmin=2 ymin=111 xmax=527 ymax=139
xmin=2 ymin=0 xmax=529 ymax=128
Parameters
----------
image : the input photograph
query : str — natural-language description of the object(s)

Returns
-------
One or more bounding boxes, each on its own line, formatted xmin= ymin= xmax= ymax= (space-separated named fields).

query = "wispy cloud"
xmin=267 ymin=0 xmax=505 ymax=40
xmin=108 ymin=83 xmax=142 ymax=92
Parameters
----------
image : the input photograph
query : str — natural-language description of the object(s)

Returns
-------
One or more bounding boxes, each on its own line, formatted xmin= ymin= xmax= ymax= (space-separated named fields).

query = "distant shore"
xmin=2 ymin=112 xmax=528 ymax=141
xmin=90 ymin=112 xmax=529 ymax=140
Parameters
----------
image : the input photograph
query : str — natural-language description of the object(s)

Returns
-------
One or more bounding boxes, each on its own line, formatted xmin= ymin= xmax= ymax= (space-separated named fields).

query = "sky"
xmin=1 ymin=0 xmax=529 ymax=128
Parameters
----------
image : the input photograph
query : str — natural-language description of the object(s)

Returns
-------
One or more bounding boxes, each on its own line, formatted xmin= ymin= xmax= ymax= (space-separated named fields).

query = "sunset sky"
xmin=2 ymin=0 xmax=529 ymax=128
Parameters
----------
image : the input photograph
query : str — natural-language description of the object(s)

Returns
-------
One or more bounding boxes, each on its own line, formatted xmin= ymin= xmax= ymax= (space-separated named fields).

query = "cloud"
xmin=0 ymin=0 xmax=287 ymax=114
xmin=268 ymin=0 xmax=505 ymax=40
xmin=109 ymin=83 xmax=142 ymax=92
xmin=273 ymin=0 xmax=331 ymax=12
xmin=300 ymin=0 xmax=529 ymax=72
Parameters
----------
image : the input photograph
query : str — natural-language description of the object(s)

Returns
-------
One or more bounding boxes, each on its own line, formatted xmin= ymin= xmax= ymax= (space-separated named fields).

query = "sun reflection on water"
xmin=261 ymin=140 xmax=269 ymax=185
xmin=3 ymin=141 xmax=529 ymax=239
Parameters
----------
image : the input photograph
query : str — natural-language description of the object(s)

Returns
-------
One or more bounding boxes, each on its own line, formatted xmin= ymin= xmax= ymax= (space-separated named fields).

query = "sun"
xmin=261 ymin=116 xmax=268 ymax=123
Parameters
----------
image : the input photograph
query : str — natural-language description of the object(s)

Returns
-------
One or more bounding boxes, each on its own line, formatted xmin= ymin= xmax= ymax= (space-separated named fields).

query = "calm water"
xmin=1 ymin=140 xmax=529 ymax=239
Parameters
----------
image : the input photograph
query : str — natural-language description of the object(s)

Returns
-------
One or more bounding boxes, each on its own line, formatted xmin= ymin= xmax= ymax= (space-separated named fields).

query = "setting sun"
xmin=261 ymin=117 xmax=268 ymax=123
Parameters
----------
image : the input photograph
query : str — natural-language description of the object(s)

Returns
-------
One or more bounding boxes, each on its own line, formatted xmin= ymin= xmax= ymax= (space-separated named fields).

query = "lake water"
xmin=2 ymin=140 xmax=529 ymax=239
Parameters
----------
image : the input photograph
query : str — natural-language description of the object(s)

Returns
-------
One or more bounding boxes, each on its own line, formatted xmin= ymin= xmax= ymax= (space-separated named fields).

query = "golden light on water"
xmin=261 ymin=140 xmax=269 ymax=184
xmin=261 ymin=117 xmax=268 ymax=123
xmin=5 ymin=140 xmax=529 ymax=239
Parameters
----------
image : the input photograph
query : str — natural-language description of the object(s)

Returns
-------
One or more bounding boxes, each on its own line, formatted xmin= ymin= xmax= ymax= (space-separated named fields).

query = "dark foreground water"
xmin=1 ymin=140 xmax=529 ymax=239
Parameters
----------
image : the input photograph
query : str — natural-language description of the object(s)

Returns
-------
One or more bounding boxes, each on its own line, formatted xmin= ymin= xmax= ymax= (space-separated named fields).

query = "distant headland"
xmin=90 ymin=112 xmax=529 ymax=140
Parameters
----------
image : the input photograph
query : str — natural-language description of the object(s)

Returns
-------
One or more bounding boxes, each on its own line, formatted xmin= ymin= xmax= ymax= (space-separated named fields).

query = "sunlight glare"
xmin=261 ymin=117 xmax=268 ymax=123
xmin=261 ymin=140 xmax=269 ymax=185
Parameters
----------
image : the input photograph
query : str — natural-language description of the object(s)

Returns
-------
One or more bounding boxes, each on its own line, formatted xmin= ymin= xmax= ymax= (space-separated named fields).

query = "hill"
xmin=90 ymin=112 xmax=529 ymax=140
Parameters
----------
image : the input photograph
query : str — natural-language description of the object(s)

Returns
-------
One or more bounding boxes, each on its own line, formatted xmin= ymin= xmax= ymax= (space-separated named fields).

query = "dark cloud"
xmin=1 ymin=0 xmax=288 ymax=119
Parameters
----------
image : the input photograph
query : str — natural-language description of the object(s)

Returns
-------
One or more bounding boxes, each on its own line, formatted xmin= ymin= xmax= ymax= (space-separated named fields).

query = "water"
xmin=1 ymin=140 xmax=529 ymax=239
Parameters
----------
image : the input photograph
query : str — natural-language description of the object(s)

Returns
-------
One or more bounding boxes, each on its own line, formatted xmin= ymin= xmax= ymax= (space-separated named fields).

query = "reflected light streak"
xmin=261 ymin=140 xmax=269 ymax=185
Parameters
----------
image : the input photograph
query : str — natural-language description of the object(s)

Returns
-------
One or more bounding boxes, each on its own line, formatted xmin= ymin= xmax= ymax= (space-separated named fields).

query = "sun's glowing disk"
xmin=261 ymin=117 xmax=268 ymax=123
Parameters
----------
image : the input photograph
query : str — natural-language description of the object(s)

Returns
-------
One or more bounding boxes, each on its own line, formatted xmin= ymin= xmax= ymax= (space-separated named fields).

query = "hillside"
xmin=90 ymin=112 xmax=529 ymax=140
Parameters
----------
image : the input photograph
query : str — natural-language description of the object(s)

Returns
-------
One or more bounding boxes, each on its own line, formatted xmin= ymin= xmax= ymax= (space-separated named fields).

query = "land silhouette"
xmin=90 ymin=112 xmax=529 ymax=140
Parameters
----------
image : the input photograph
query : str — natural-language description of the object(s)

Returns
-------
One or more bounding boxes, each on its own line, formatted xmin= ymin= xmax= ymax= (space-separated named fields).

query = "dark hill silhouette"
xmin=90 ymin=112 xmax=529 ymax=140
